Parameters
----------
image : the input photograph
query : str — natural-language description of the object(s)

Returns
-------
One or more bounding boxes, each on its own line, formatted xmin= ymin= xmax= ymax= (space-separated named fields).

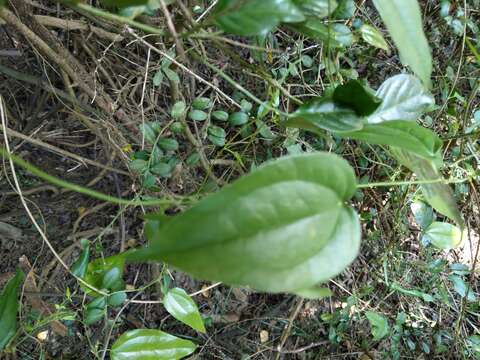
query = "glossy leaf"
xmin=215 ymin=0 xmax=305 ymax=36
xmin=164 ymin=288 xmax=206 ymax=333
xmin=212 ymin=110 xmax=229 ymax=122
xmin=411 ymin=201 xmax=435 ymax=230
xmin=188 ymin=110 xmax=208 ymax=121
xmin=286 ymin=98 xmax=364 ymax=133
xmin=229 ymin=112 xmax=249 ymax=126
xmin=367 ymin=74 xmax=434 ymax=124
xmin=422 ymin=222 xmax=464 ymax=250
xmin=84 ymin=297 xmax=106 ymax=325
xmin=333 ymin=80 xmax=382 ymax=116
xmin=448 ymin=275 xmax=477 ymax=302
xmin=292 ymin=0 xmax=337 ymax=18
xmin=71 ymin=239 xmax=90 ymax=278
xmin=366 ymin=311 xmax=390 ymax=340
xmin=292 ymin=21 xmax=352 ymax=48
xmin=392 ymin=148 xmax=463 ymax=227
xmin=129 ymin=153 xmax=360 ymax=293
xmin=373 ymin=0 xmax=432 ymax=87
xmin=111 ymin=329 xmax=196 ymax=360
xmin=360 ymin=24 xmax=389 ymax=52
xmin=341 ymin=120 xmax=442 ymax=163
xmin=0 ymin=269 xmax=24 ymax=350
xmin=83 ymin=254 xmax=126 ymax=296
xmin=332 ymin=0 xmax=355 ymax=19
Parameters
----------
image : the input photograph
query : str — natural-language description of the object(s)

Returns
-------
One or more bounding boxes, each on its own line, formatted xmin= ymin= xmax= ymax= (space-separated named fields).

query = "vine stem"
xmin=357 ymin=177 xmax=470 ymax=189
xmin=70 ymin=3 xmax=165 ymax=35
xmin=0 ymin=148 xmax=183 ymax=207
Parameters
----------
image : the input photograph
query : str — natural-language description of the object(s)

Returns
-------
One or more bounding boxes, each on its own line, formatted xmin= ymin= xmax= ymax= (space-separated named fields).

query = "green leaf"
xmin=192 ymin=97 xmax=212 ymax=110
xmin=392 ymin=149 xmax=463 ymax=227
xmin=372 ymin=0 xmax=432 ymax=87
xmin=333 ymin=80 xmax=382 ymax=116
xmin=411 ymin=201 xmax=435 ymax=230
xmin=83 ymin=254 xmax=126 ymax=296
xmin=101 ymin=0 xmax=150 ymax=9
xmin=292 ymin=0 xmax=338 ymax=18
xmin=186 ymin=152 xmax=201 ymax=166
xmin=367 ymin=74 xmax=434 ymax=124
xmin=332 ymin=0 xmax=355 ymax=19
xmin=286 ymin=98 xmax=364 ymax=133
xmin=84 ymin=297 xmax=107 ymax=325
xmin=129 ymin=153 xmax=360 ymax=293
xmin=171 ymin=101 xmax=186 ymax=119
xmin=111 ymin=329 xmax=196 ymax=360
xmin=294 ymin=286 xmax=332 ymax=299
xmin=229 ymin=112 xmax=249 ymax=126
xmin=71 ymin=239 xmax=90 ymax=278
xmin=151 ymin=163 xmax=172 ymax=178
xmin=215 ymin=0 xmax=305 ymax=36
xmin=293 ymin=21 xmax=352 ymax=47
xmin=0 ymin=269 xmax=24 ymax=350
xmin=158 ymin=138 xmax=179 ymax=152
xmin=360 ymin=24 xmax=389 ymax=52
xmin=422 ymin=222 xmax=464 ymax=250
xmin=163 ymin=68 xmax=180 ymax=83
xmin=212 ymin=110 xmax=229 ymax=122
xmin=188 ymin=110 xmax=208 ymax=121
xmin=448 ymin=275 xmax=477 ymax=302
xmin=164 ymin=288 xmax=206 ymax=333
xmin=130 ymin=159 xmax=148 ymax=173
xmin=108 ymin=292 xmax=127 ymax=307
xmin=341 ymin=120 xmax=442 ymax=162
xmin=152 ymin=70 xmax=163 ymax=87
xmin=140 ymin=122 xmax=159 ymax=145
xmin=208 ymin=126 xmax=226 ymax=147
xmin=365 ymin=311 xmax=390 ymax=341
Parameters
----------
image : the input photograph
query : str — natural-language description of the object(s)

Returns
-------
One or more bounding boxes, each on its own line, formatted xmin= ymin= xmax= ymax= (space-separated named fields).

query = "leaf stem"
xmin=357 ymin=177 xmax=469 ymax=189
xmin=0 ymin=148 xmax=181 ymax=207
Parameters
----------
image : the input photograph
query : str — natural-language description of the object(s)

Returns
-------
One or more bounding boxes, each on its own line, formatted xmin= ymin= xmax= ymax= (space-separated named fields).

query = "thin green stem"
xmin=71 ymin=3 xmax=165 ymax=35
xmin=0 ymin=148 xmax=181 ymax=207
xmin=357 ymin=177 xmax=470 ymax=189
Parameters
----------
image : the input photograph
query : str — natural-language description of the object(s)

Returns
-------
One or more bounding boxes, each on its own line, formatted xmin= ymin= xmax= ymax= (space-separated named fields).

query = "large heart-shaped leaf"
xmin=341 ymin=120 xmax=442 ymax=163
xmin=367 ymin=74 xmax=434 ymax=124
xmin=373 ymin=0 xmax=432 ymax=87
xmin=293 ymin=0 xmax=338 ymax=18
xmin=333 ymin=80 xmax=382 ymax=116
xmin=129 ymin=153 xmax=360 ymax=293
xmin=0 ymin=269 xmax=24 ymax=350
xmin=214 ymin=0 xmax=305 ymax=36
xmin=164 ymin=288 xmax=206 ymax=333
xmin=286 ymin=98 xmax=364 ymax=133
xmin=111 ymin=329 xmax=196 ymax=360
xmin=391 ymin=148 xmax=463 ymax=227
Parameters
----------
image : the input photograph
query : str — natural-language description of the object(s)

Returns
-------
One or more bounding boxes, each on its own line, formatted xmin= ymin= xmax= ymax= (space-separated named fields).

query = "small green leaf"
xmin=215 ymin=0 xmax=305 ymax=36
xmin=83 ymin=254 xmax=126 ymax=296
xmin=111 ymin=329 xmax=196 ymax=360
xmin=186 ymin=152 xmax=201 ymax=166
xmin=292 ymin=21 xmax=352 ymax=48
xmin=373 ymin=0 xmax=432 ymax=87
xmin=140 ymin=122 xmax=159 ymax=145
xmin=367 ymin=74 xmax=434 ymax=124
xmin=360 ymin=24 xmax=389 ymax=52
xmin=153 ymin=70 xmax=163 ymax=87
xmin=192 ymin=97 xmax=212 ymax=110
xmin=163 ymin=68 xmax=180 ymax=83
xmin=332 ymin=0 xmax=355 ymax=19
xmin=212 ymin=110 xmax=229 ymax=122
xmin=130 ymin=159 xmax=148 ymax=172
xmin=143 ymin=171 xmax=156 ymax=188
xmin=208 ymin=126 xmax=226 ymax=147
xmin=448 ymin=275 xmax=477 ymax=302
xmin=102 ymin=0 xmax=150 ymax=9
xmin=229 ymin=112 xmax=249 ymax=126
xmin=411 ymin=201 xmax=435 ymax=230
xmin=365 ymin=311 xmax=390 ymax=341
xmin=108 ymin=292 xmax=127 ymax=307
xmin=171 ymin=101 xmax=186 ymax=119
xmin=333 ymin=80 xmax=382 ymax=116
xmin=71 ymin=239 xmax=90 ymax=278
xmin=151 ymin=162 xmax=172 ymax=178
xmin=188 ymin=110 xmax=208 ymax=121
xmin=293 ymin=0 xmax=337 ymax=18
xmin=0 ymin=269 xmax=24 ymax=350
xmin=286 ymin=98 xmax=364 ymax=133
xmin=158 ymin=138 xmax=179 ymax=152
xmin=84 ymin=297 xmax=106 ymax=325
xmin=164 ymin=288 xmax=206 ymax=333
xmin=422 ymin=222 xmax=464 ymax=250
xmin=129 ymin=153 xmax=360 ymax=293
xmin=240 ymin=99 xmax=253 ymax=113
